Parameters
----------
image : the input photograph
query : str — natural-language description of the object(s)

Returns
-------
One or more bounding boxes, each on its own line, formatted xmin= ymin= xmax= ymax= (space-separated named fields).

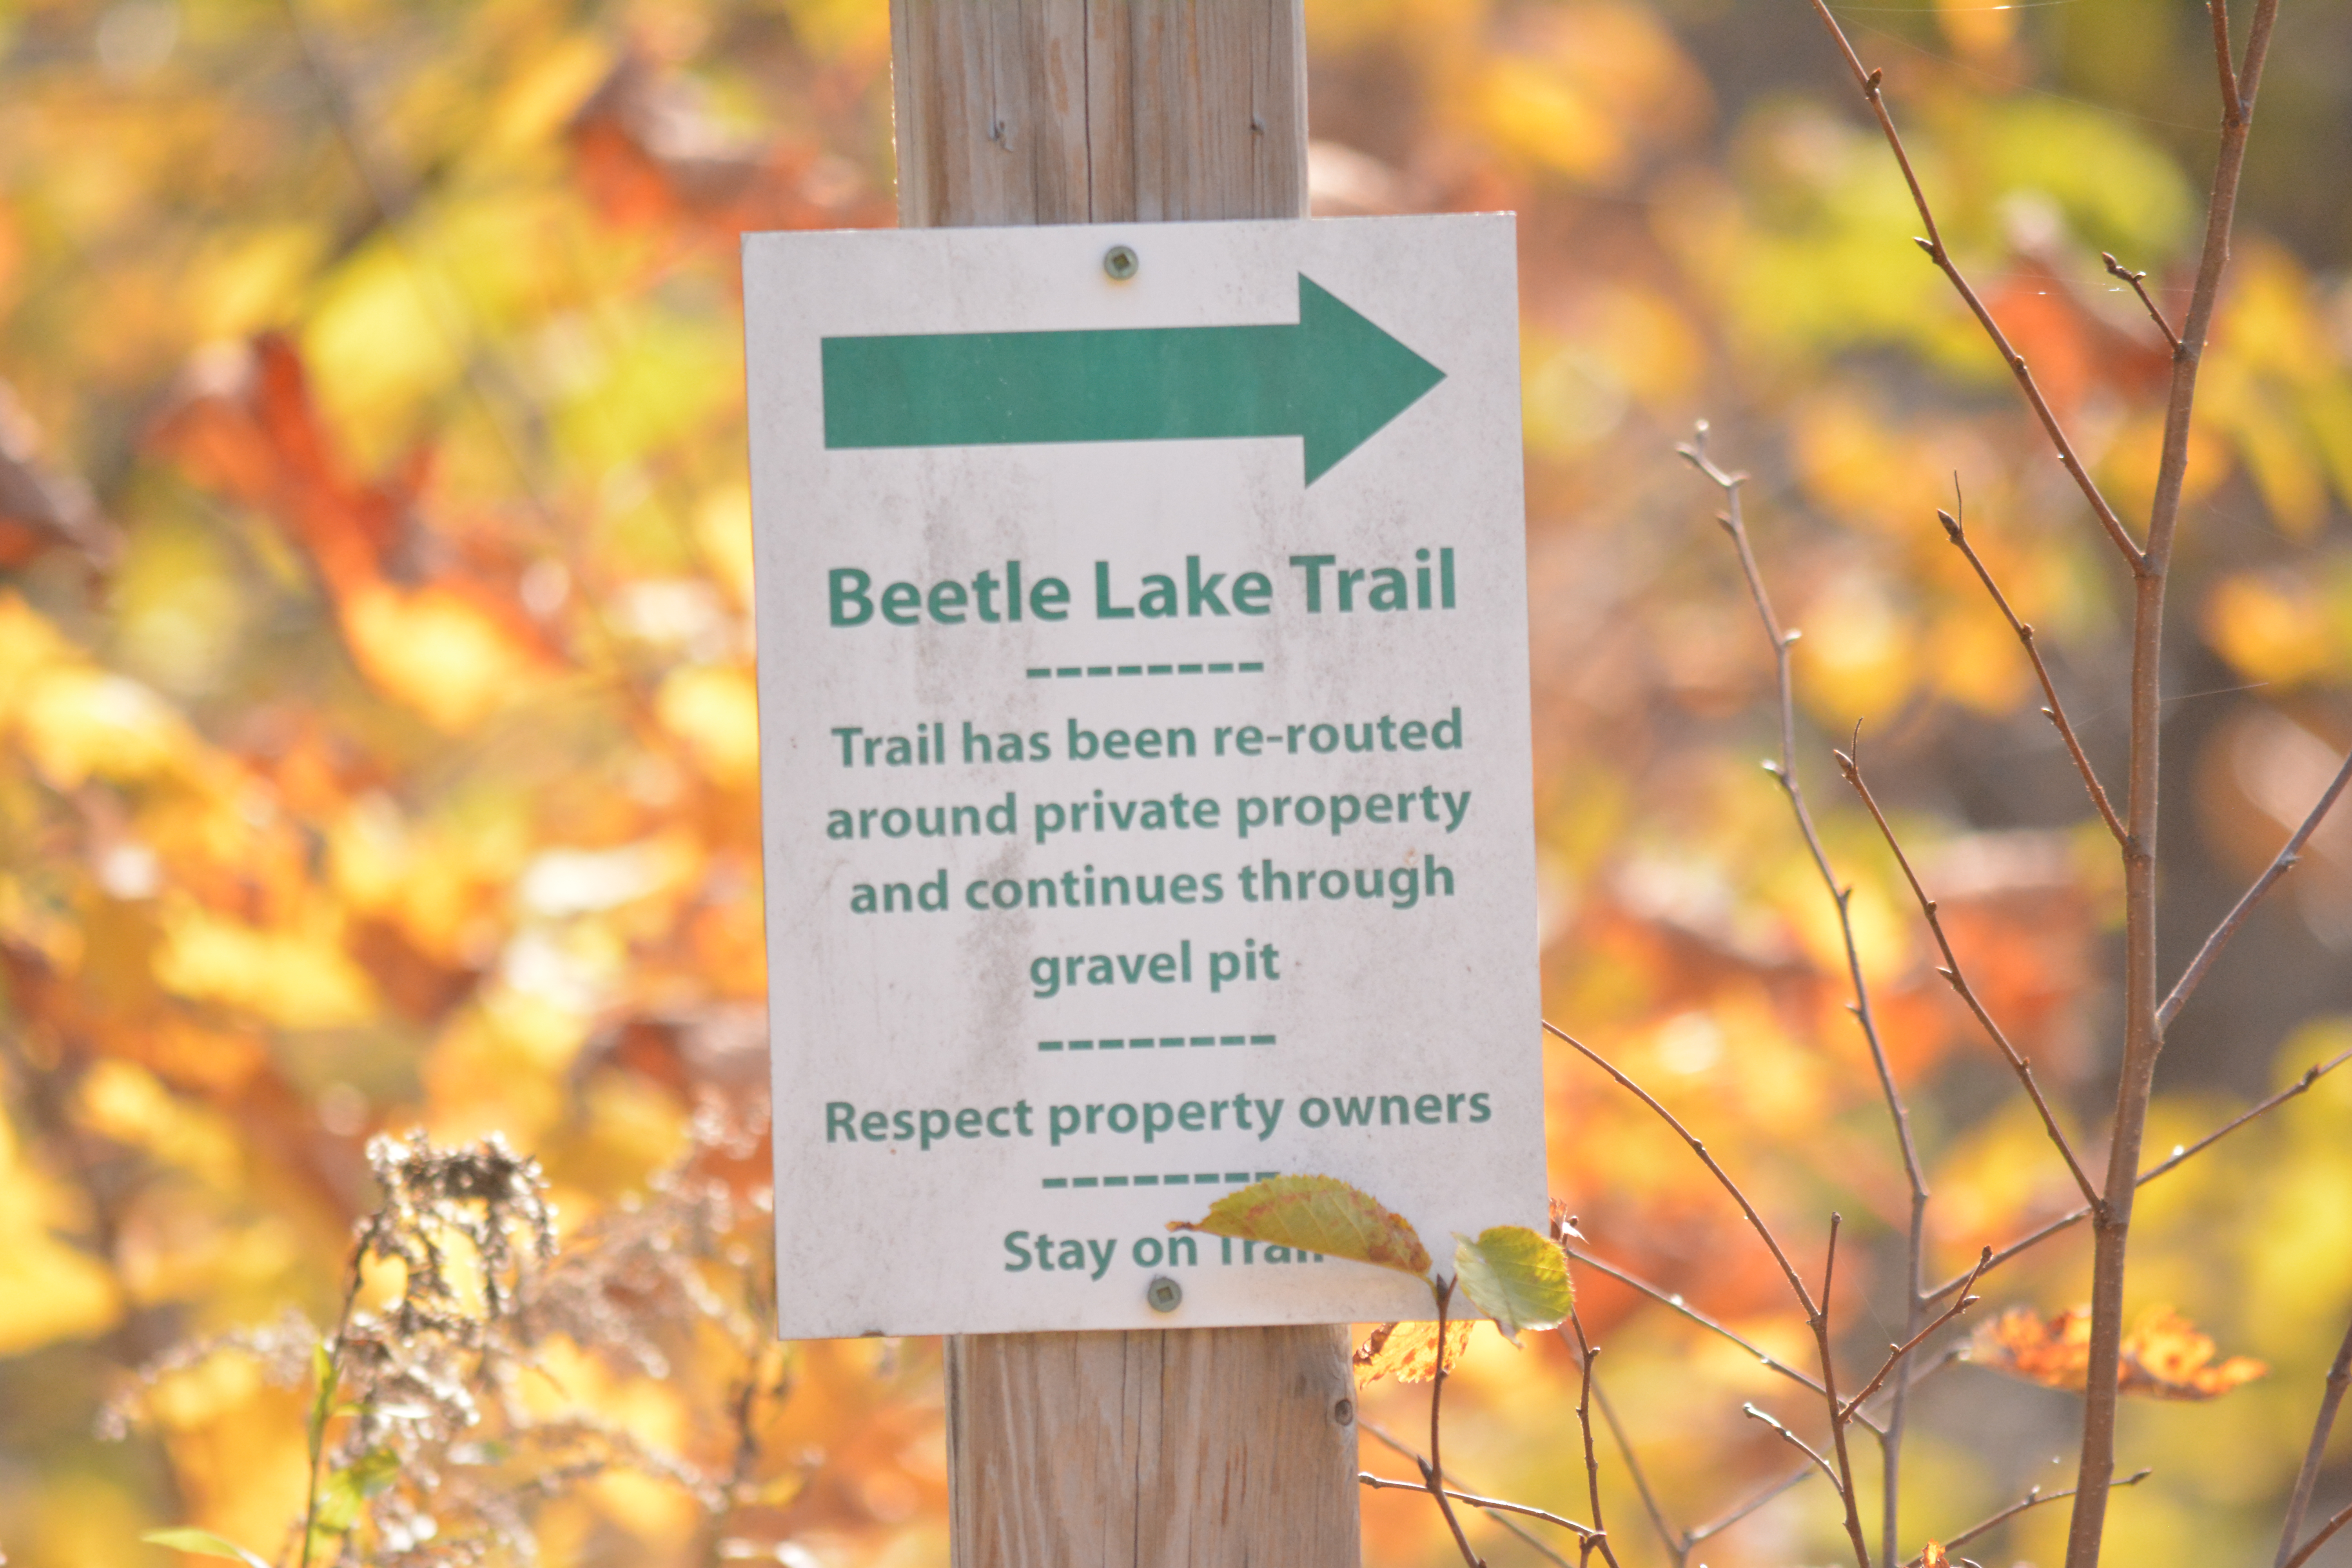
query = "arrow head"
xmin=1292 ymin=275 xmax=1446 ymax=483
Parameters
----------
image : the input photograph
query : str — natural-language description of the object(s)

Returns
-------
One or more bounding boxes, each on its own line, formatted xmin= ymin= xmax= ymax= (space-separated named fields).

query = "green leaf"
xmin=343 ymin=1446 xmax=401 ymax=1496
xmin=307 ymin=1341 xmax=339 ymax=1457
xmin=312 ymin=1476 xmax=361 ymax=1534
xmin=140 ymin=1528 xmax=274 ymax=1568
xmin=1452 ymin=1225 xmax=1574 ymax=1344
xmin=309 ymin=1447 xmax=395 ymax=1535
xmin=1169 ymin=1174 xmax=1430 ymax=1276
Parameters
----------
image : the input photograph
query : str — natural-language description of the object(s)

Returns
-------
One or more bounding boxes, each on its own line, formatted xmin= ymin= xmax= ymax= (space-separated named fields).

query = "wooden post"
xmin=886 ymin=4 xmax=1361 ymax=1564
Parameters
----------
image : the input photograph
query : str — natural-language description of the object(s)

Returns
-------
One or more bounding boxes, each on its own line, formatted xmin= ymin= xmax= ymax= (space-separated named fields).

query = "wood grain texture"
xmin=891 ymin=0 xmax=1308 ymax=227
xmin=889 ymin=5 xmax=1355 ymax=1562
xmin=946 ymin=1326 xmax=1361 ymax=1568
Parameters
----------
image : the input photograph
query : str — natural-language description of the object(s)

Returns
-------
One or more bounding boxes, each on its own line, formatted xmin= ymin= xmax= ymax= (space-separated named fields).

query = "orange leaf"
xmin=1973 ymin=1305 xmax=2267 ymax=1399
xmin=2119 ymin=1306 xmax=2269 ymax=1399
xmin=1354 ymin=1320 xmax=1475 ymax=1385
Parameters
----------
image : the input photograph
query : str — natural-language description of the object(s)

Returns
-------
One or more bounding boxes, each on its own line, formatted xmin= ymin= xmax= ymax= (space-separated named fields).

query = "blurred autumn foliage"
xmin=1 ymin=0 xmax=2349 ymax=1566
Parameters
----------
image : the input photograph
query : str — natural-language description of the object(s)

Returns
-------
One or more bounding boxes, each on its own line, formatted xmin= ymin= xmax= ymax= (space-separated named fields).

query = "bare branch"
xmin=1936 ymin=503 xmax=2127 ymax=845
xmin=1683 ymin=424 xmax=1928 ymax=1561
xmin=2281 ymin=1503 xmax=2352 ymax=1568
xmin=2160 ymin=744 xmax=2352 ymax=1030
xmin=1548 ymin=1021 xmax=1817 ymax=1316
xmin=1837 ymin=749 xmax=2103 ymax=1208
xmin=1842 ymin=1249 xmax=1991 ymax=1421
xmin=2100 ymin=254 xmax=2182 ymax=356
xmin=1902 ymin=1470 xmax=2152 ymax=1566
xmin=1565 ymin=1311 xmax=1623 ymax=1568
xmin=1361 ymin=1422 xmax=1577 ymax=1568
xmin=1563 ymin=1247 xmax=1837 ymax=1408
xmin=2078 ymin=0 xmax=2285 ymax=1548
xmin=2209 ymin=0 xmax=2245 ymax=126
xmin=1808 ymin=1215 xmax=1877 ymax=1568
xmin=1686 ymin=1466 xmax=1817 ymax=1550
xmin=1591 ymin=1376 xmax=1680 ymax=1564
xmin=1358 ymin=1475 xmax=1597 ymax=1542
xmin=2276 ymin=1312 xmax=2352 ymax=1568
xmin=1793 ymin=5 xmax=2143 ymax=568
xmin=1923 ymin=1046 xmax=2352 ymax=1304
xmin=1741 ymin=1404 xmax=1842 ymax=1494
xmin=1677 ymin=433 xmax=1927 ymax=1225
xmin=1423 ymin=1276 xmax=1488 ymax=1568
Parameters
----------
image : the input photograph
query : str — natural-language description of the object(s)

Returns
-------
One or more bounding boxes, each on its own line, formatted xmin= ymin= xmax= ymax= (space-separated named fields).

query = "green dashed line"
xmin=1040 ymin=1171 xmax=1276 ymax=1192
xmin=1024 ymin=663 xmax=1261 ymax=680
xmin=1039 ymin=1033 xmax=1276 ymax=1052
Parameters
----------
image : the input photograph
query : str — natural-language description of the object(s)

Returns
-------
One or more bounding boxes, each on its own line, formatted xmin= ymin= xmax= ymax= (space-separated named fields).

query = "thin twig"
xmin=2101 ymin=254 xmax=2182 ymax=355
xmin=1810 ymin=1216 xmax=1875 ymax=1568
xmin=1565 ymin=1310 xmax=1622 ymax=1568
xmin=2208 ymin=0 xmax=2245 ymax=124
xmin=1741 ymin=1404 xmax=1842 ymax=1493
xmin=2276 ymin=1312 xmax=2352 ymax=1568
xmin=1546 ymin=1021 xmax=1816 ymax=1316
xmin=1423 ymin=1276 xmax=1487 ymax=1568
xmin=1842 ymin=1249 xmax=1991 ymax=1421
xmin=1686 ymin=1466 xmax=1817 ymax=1550
xmin=1680 ymin=432 xmax=1930 ymax=1235
xmin=1795 ymin=5 xmax=2142 ymax=568
xmin=1936 ymin=502 xmax=2127 ymax=845
xmin=1591 ymin=1377 xmax=1679 ymax=1565
xmin=1682 ymin=426 xmax=1929 ymax=1561
xmin=1922 ymin=1046 xmax=2352 ymax=1305
xmin=1563 ymin=1248 xmax=1832 ymax=1404
xmin=1837 ymin=748 xmax=2103 ymax=1209
xmin=2160 ymin=744 xmax=2352 ymax=1030
xmin=1902 ymin=1470 xmax=2152 ymax=1565
xmin=1358 ymin=1476 xmax=1597 ymax=1541
xmin=1362 ymin=1422 xmax=1575 ymax=1568
xmin=2283 ymin=1503 xmax=2352 ymax=1568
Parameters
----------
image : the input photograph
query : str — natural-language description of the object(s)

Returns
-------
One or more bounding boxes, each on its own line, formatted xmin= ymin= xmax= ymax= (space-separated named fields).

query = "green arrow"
xmin=820 ymin=274 xmax=1445 ymax=484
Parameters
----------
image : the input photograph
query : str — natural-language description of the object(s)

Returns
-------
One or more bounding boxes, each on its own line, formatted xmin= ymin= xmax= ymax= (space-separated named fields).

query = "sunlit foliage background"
xmin=0 ymin=0 xmax=2347 ymax=1563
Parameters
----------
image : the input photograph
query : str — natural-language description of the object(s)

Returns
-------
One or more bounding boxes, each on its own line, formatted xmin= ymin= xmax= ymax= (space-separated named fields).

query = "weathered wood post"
xmin=885 ymin=4 xmax=1363 ymax=1563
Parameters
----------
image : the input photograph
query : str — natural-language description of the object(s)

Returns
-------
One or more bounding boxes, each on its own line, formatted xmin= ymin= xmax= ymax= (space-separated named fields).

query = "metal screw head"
xmin=1103 ymin=244 xmax=1139 ymax=281
xmin=1145 ymin=1275 xmax=1182 ymax=1312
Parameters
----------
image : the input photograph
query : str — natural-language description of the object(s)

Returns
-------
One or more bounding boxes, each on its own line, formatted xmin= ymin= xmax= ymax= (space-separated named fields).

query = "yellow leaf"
xmin=1452 ymin=1225 xmax=1574 ymax=1342
xmin=153 ymin=902 xmax=379 ymax=1029
xmin=341 ymin=582 xmax=554 ymax=732
xmin=0 ymin=1115 xmax=122 ymax=1355
xmin=1475 ymin=59 xmax=1623 ymax=185
xmin=1170 ymin=1174 xmax=1431 ymax=1276
xmin=657 ymin=663 xmax=761 ymax=787
xmin=2203 ymin=574 xmax=2336 ymax=687
xmin=19 ymin=667 xmax=194 ymax=788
